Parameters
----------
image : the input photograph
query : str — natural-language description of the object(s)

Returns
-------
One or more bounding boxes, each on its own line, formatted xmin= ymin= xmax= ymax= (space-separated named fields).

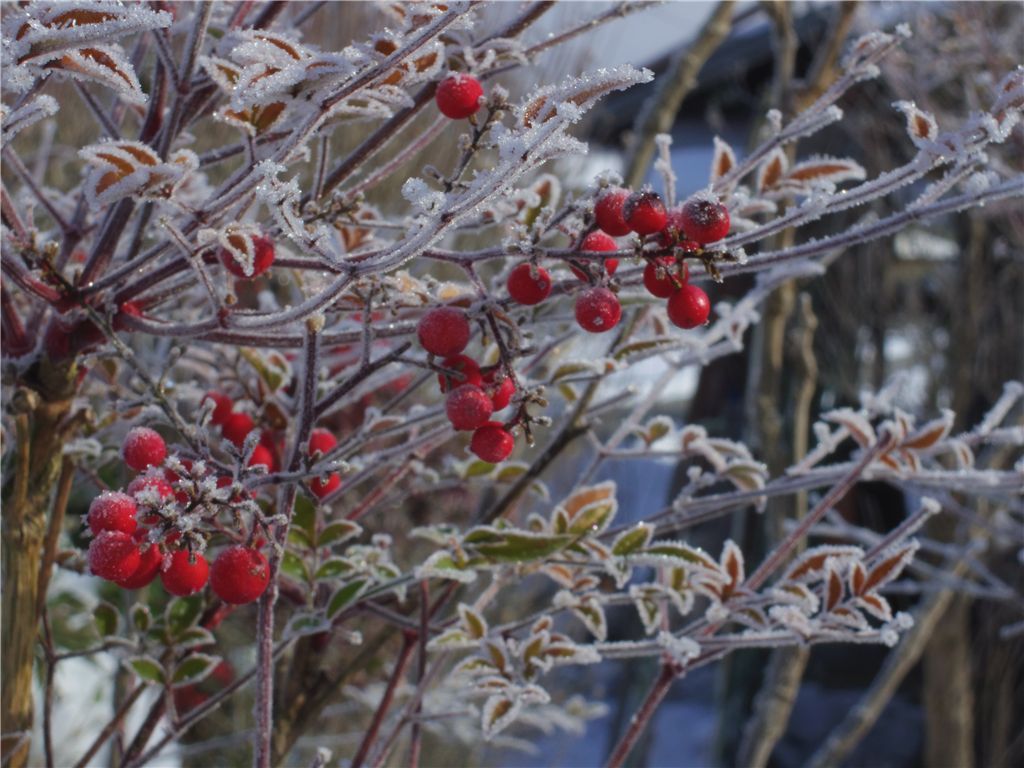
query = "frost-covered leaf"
xmin=326 ymin=579 xmax=367 ymax=619
xmin=0 ymin=95 xmax=58 ymax=144
xmin=901 ymin=409 xmax=953 ymax=450
xmin=862 ymin=542 xmax=918 ymax=593
xmin=783 ymin=546 xmax=863 ymax=583
xmin=93 ymin=601 xmax=119 ymax=637
xmin=172 ymin=654 xmax=220 ymax=687
xmin=166 ymin=596 xmax=203 ymax=637
xmin=710 ymin=136 xmax=736 ymax=181
xmin=320 ymin=520 xmax=362 ymax=548
xmin=635 ymin=541 xmax=719 ymax=572
xmin=415 ymin=550 xmax=477 ymax=583
xmin=464 ymin=527 xmax=572 ymax=563
xmin=482 ymin=694 xmax=521 ymax=739
xmin=894 ymin=101 xmax=938 ymax=145
xmin=823 ymin=408 xmax=877 ymax=448
xmin=612 ymin=523 xmax=654 ymax=556
xmin=518 ymin=65 xmax=653 ymax=128
xmin=126 ymin=656 xmax=164 ymax=684
xmin=629 ymin=585 xmax=664 ymax=636
xmin=458 ymin=603 xmax=488 ymax=640
xmin=856 ymin=592 xmax=893 ymax=622
xmin=175 ymin=627 xmax=216 ymax=651
xmin=757 ymin=148 xmax=788 ymax=192
xmin=79 ymin=140 xmax=197 ymax=207
xmin=315 ymin=557 xmax=355 ymax=580
xmin=785 ymin=156 xmax=866 ymax=186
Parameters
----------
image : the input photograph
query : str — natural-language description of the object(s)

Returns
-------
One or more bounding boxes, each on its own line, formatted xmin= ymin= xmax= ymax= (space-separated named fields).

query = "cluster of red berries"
xmin=435 ymin=72 xmax=484 ymax=120
xmin=416 ymin=306 xmax=516 ymax=463
xmin=504 ymin=188 xmax=729 ymax=333
xmin=86 ymin=427 xmax=271 ymax=604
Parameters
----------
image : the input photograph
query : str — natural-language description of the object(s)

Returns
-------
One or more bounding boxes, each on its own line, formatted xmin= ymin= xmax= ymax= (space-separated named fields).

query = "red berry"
xmin=680 ymin=197 xmax=730 ymax=244
xmin=623 ymin=191 xmax=668 ymax=236
xmin=594 ymin=188 xmax=632 ymax=237
xmin=643 ymin=257 xmax=689 ymax=299
xmin=573 ymin=232 xmax=619 ymax=280
xmin=667 ymin=284 xmax=711 ymax=329
xmin=574 ymin=287 xmax=622 ymax=333
xmin=126 ymin=474 xmax=175 ymax=506
xmin=446 ymin=384 xmax=494 ymax=431
xmin=88 ymin=530 xmax=141 ymax=582
xmin=222 ymin=412 xmax=255 ymax=448
xmin=307 ymin=428 xmax=337 ymax=456
xmin=210 ymin=546 xmax=270 ymax=605
xmin=507 ymin=263 xmax=552 ymax=306
xmin=248 ymin=444 xmax=275 ymax=471
xmin=437 ymin=354 xmax=483 ymax=393
xmin=122 ymin=427 xmax=167 ymax=472
xmin=161 ymin=550 xmax=209 ymax=597
xmin=435 ymin=73 xmax=484 ymax=119
xmin=470 ymin=422 xmax=514 ymax=463
xmin=87 ymin=491 xmax=138 ymax=535
xmin=203 ymin=392 xmax=233 ymax=426
xmin=484 ymin=370 xmax=515 ymax=410
xmin=116 ymin=531 xmax=163 ymax=589
xmin=310 ymin=473 xmax=342 ymax=499
xmin=221 ymin=234 xmax=275 ymax=279
xmin=417 ymin=307 xmax=471 ymax=357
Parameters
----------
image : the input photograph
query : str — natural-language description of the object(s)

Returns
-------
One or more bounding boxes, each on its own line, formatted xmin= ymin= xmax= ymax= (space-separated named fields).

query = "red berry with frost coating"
xmin=643 ymin=257 xmax=689 ymax=299
xmin=446 ymin=384 xmax=494 ymax=431
xmin=210 ymin=546 xmax=270 ymax=605
xmin=310 ymin=473 xmax=341 ymax=499
xmin=484 ymin=370 xmax=515 ymax=410
xmin=161 ymin=550 xmax=209 ymax=596
xmin=574 ymin=287 xmax=622 ymax=333
xmin=435 ymin=73 xmax=484 ymax=119
xmin=470 ymin=422 xmax=515 ymax=463
xmin=667 ymin=283 xmax=711 ymax=329
xmin=437 ymin=354 xmax=483 ymax=393
xmin=87 ymin=491 xmax=138 ymax=535
xmin=203 ymin=392 xmax=233 ymax=426
xmin=680 ymin=197 xmax=730 ymax=244
xmin=248 ymin=444 xmax=275 ymax=471
xmin=116 ymin=531 xmax=162 ymax=589
xmin=122 ymin=427 xmax=167 ymax=472
xmin=221 ymin=235 xmax=275 ymax=279
xmin=594 ymin=188 xmax=632 ymax=237
xmin=222 ymin=412 xmax=255 ymax=448
xmin=307 ymin=428 xmax=337 ymax=456
xmin=574 ymin=232 xmax=619 ymax=280
xmin=127 ymin=474 xmax=174 ymax=502
xmin=417 ymin=307 xmax=471 ymax=357
xmin=507 ymin=263 xmax=552 ymax=306
xmin=89 ymin=530 xmax=141 ymax=582
xmin=623 ymin=191 xmax=668 ymax=236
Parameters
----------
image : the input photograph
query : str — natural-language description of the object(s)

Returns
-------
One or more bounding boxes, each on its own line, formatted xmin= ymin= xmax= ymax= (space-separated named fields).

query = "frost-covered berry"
xmin=307 ymin=428 xmax=337 ymax=456
xmin=594 ymin=188 xmax=632 ymax=237
xmin=248 ymin=444 xmax=275 ymax=471
xmin=667 ymin=284 xmax=711 ymax=329
xmin=203 ymin=391 xmax=234 ymax=426
xmin=88 ymin=530 xmax=141 ymax=582
xmin=643 ymin=257 xmax=689 ymax=299
xmin=161 ymin=550 xmax=209 ymax=597
xmin=221 ymin=235 xmax=275 ymax=279
xmin=417 ymin=307 xmax=471 ymax=357
xmin=470 ymin=422 xmax=515 ymax=463
xmin=222 ymin=412 xmax=255 ymax=448
xmin=87 ymin=491 xmax=138 ymax=535
xmin=210 ymin=546 xmax=270 ymax=605
xmin=507 ymin=263 xmax=552 ymax=306
xmin=435 ymin=73 xmax=484 ymax=119
xmin=122 ymin=427 xmax=167 ymax=472
xmin=680 ymin=197 xmax=730 ymax=244
xmin=573 ymin=232 xmax=619 ymax=280
xmin=623 ymin=191 xmax=668 ymax=236
xmin=446 ymin=384 xmax=494 ymax=431
xmin=484 ymin=370 xmax=515 ymax=411
xmin=310 ymin=473 xmax=342 ymax=499
xmin=437 ymin=354 xmax=483 ymax=393
xmin=127 ymin=474 xmax=175 ymax=502
xmin=116 ymin=531 xmax=162 ymax=590
xmin=575 ymin=287 xmax=622 ymax=333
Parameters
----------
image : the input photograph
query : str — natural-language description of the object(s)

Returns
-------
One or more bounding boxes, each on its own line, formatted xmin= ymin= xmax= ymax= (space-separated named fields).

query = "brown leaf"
xmin=561 ymin=482 xmax=615 ymax=520
xmin=710 ymin=137 xmax=735 ymax=181
xmin=826 ymin=567 xmax=843 ymax=612
xmin=757 ymin=149 xmax=787 ymax=192
xmin=863 ymin=544 xmax=916 ymax=593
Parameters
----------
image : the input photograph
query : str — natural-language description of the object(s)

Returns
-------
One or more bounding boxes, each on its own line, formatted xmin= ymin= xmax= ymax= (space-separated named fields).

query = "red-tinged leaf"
xmin=710 ymin=136 xmax=736 ymax=181
xmin=458 ymin=604 xmax=487 ymax=639
xmin=721 ymin=540 xmax=744 ymax=589
xmin=561 ymin=481 xmax=616 ymax=521
xmin=784 ymin=546 xmax=862 ymax=582
xmin=483 ymin=639 xmax=509 ymax=675
xmin=757 ymin=148 xmax=788 ymax=192
xmin=857 ymin=592 xmax=893 ymax=622
xmin=863 ymin=544 xmax=917 ymax=593
xmin=895 ymin=101 xmax=938 ymax=143
xmin=823 ymin=408 xmax=876 ymax=448
xmin=902 ymin=411 xmax=953 ymax=450
xmin=898 ymin=449 xmax=921 ymax=473
xmin=481 ymin=694 xmax=520 ymax=739
xmin=878 ymin=452 xmax=902 ymax=471
xmin=253 ymin=32 xmax=305 ymax=61
xmin=826 ymin=566 xmax=843 ymax=612
xmin=950 ymin=440 xmax=975 ymax=469
xmin=850 ymin=562 xmax=866 ymax=595
xmin=786 ymin=157 xmax=866 ymax=185
xmin=737 ymin=607 xmax=768 ymax=627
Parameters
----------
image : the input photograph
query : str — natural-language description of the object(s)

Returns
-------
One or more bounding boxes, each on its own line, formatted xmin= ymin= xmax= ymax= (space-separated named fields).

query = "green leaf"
xmin=283 ymin=613 xmax=330 ymax=640
xmin=319 ymin=520 xmax=361 ymax=548
xmin=612 ymin=524 xmax=654 ymax=556
xmin=292 ymin=495 xmax=317 ymax=543
xmin=614 ymin=337 xmax=677 ymax=361
xmin=288 ymin=527 xmax=313 ymax=549
xmin=470 ymin=532 xmax=573 ymax=563
xmin=239 ymin=347 xmax=289 ymax=391
xmin=166 ymin=596 xmax=203 ymax=637
xmin=494 ymin=462 xmax=529 ymax=482
xmin=126 ymin=656 xmax=164 ymax=684
xmin=640 ymin=542 xmax=718 ymax=570
xmin=314 ymin=557 xmax=354 ymax=580
xmin=93 ymin=601 xmax=120 ymax=637
xmin=326 ymin=579 xmax=367 ymax=620
xmin=131 ymin=603 xmax=152 ymax=634
xmin=281 ymin=550 xmax=310 ymax=582
xmin=172 ymin=654 xmax=219 ymax=687
xmin=462 ymin=460 xmax=496 ymax=479
xmin=568 ymin=500 xmax=617 ymax=536
xmin=175 ymin=627 xmax=215 ymax=651
xmin=414 ymin=551 xmax=477 ymax=583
